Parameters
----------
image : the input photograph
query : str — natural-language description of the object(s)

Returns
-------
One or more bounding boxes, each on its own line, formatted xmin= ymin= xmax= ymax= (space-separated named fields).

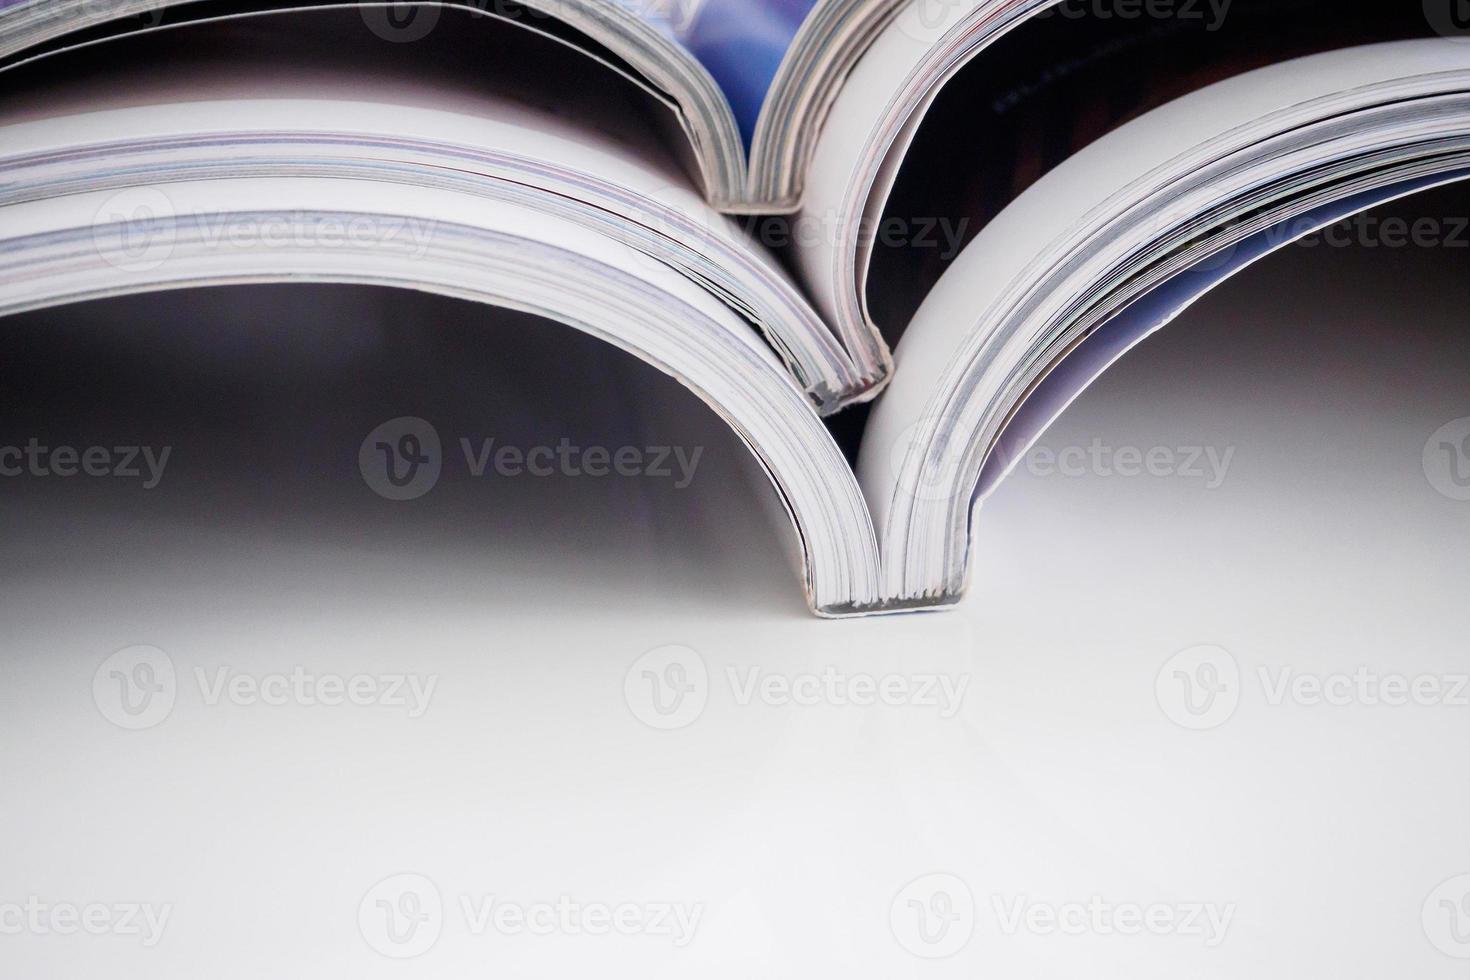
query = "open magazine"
xmin=795 ymin=0 xmax=1432 ymax=349
xmin=0 ymin=0 xmax=1465 ymax=614
xmin=0 ymin=11 xmax=893 ymax=408
xmin=0 ymin=0 xmax=911 ymax=211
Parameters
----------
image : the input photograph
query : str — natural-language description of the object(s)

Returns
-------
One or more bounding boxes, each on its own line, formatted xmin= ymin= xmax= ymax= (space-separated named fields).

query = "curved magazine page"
xmin=969 ymin=169 xmax=1470 ymax=504
xmin=0 ymin=177 xmax=885 ymax=614
xmin=859 ymin=40 xmax=1470 ymax=608
xmin=0 ymin=12 xmax=881 ymax=410
xmin=866 ymin=0 xmax=1433 ymax=336
xmin=797 ymin=0 xmax=1430 ymax=358
xmin=629 ymin=0 xmax=921 ymax=212
xmin=0 ymin=0 xmax=944 ymax=212
xmin=746 ymin=0 xmax=908 ymax=209
xmin=0 ymin=0 xmax=750 ymax=207
xmin=636 ymin=0 xmax=817 ymax=151
xmin=796 ymin=0 xmax=1033 ymax=343
xmin=627 ymin=0 xmax=899 ymax=389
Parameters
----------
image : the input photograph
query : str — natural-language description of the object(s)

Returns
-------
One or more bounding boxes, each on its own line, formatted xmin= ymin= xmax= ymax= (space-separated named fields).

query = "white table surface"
xmin=1 ymin=195 xmax=1468 ymax=979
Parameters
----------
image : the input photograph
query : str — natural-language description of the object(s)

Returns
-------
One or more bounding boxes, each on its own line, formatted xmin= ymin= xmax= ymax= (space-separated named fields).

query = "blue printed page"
xmin=618 ymin=0 xmax=819 ymax=151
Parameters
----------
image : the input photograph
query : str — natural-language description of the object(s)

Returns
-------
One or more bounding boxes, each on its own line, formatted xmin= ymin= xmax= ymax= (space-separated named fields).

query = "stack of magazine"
xmin=0 ymin=0 xmax=1463 ymax=615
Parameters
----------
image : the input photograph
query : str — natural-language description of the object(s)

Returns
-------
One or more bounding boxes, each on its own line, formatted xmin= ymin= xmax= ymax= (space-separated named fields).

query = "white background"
xmin=1 ymin=191 xmax=1469 ymax=978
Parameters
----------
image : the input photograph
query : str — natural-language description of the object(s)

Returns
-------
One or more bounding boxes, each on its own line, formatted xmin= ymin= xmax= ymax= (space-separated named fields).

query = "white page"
xmin=860 ymin=38 xmax=1470 ymax=598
